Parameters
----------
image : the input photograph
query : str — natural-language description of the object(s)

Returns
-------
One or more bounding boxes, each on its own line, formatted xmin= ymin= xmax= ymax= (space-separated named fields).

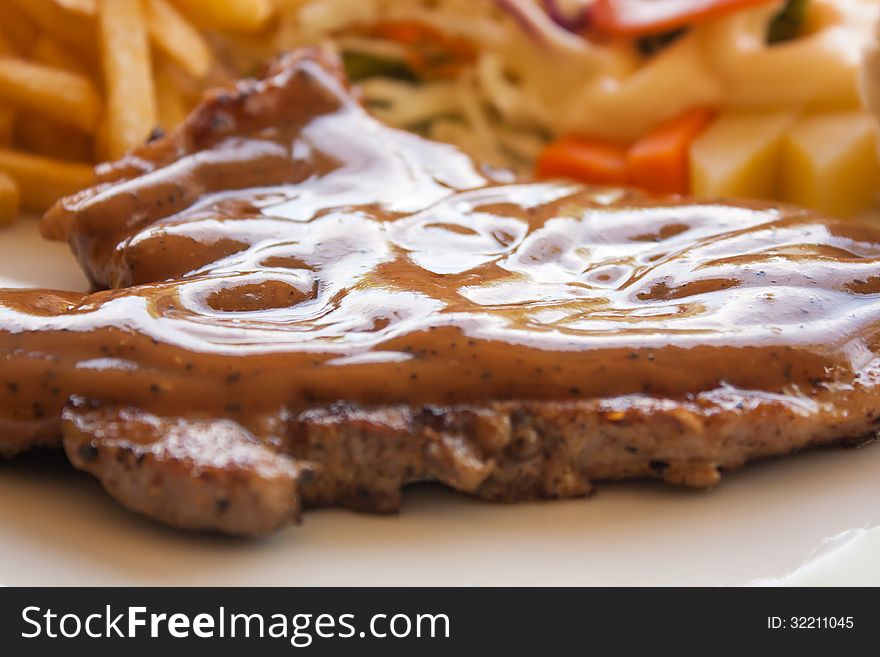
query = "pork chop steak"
xmin=2 ymin=49 xmax=880 ymax=534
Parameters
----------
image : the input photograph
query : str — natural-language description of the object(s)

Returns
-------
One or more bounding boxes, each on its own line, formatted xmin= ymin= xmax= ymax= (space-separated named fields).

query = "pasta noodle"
xmin=273 ymin=0 xmax=879 ymax=170
xmin=703 ymin=0 xmax=873 ymax=109
xmin=561 ymin=31 xmax=723 ymax=140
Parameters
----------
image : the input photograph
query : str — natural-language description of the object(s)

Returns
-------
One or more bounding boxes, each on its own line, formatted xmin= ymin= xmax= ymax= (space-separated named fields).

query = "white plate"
xmin=1 ymin=219 xmax=879 ymax=586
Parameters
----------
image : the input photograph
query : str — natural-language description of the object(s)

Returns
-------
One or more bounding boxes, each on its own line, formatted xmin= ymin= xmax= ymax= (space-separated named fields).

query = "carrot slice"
xmin=536 ymin=137 xmax=629 ymax=186
xmin=627 ymin=107 xmax=716 ymax=194
xmin=370 ymin=20 xmax=475 ymax=79
xmin=371 ymin=20 xmax=428 ymax=44
xmin=591 ymin=0 xmax=775 ymax=37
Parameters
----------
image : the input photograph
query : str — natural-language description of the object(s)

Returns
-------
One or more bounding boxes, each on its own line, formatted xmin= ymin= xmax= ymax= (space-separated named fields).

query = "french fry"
xmin=0 ymin=2 xmax=39 ymax=56
xmin=158 ymin=57 xmax=211 ymax=106
xmin=0 ymin=31 xmax=16 ymax=57
xmin=14 ymin=114 xmax=93 ymax=163
xmin=0 ymin=171 xmax=20 ymax=226
xmin=56 ymin=0 xmax=98 ymax=13
xmin=93 ymin=122 xmax=113 ymax=164
xmin=170 ymin=0 xmax=275 ymax=33
xmin=145 ymin=0 xmax=212 ymax=79
xmin=0 ymin=0 xmax=280 ymax=225
xmin=10 ymin=0 xmax=98 ymax=63
xmin=30 ymin=37 xmax=89 ymax=76
xmin=98 ymin=0 xmax=158 ymax=159
xmin=0 ymin=108 xmax=14 ymax=147
xmin=155 ymin=57 xmax=191 ymax=130
xmin=0 ymin=57 xmax=101 ymax=133
xmin=0 ymin=148 xmax=94 ymax=213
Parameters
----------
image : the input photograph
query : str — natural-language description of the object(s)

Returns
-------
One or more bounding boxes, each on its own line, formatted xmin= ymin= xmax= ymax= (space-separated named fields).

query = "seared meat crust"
xmin=63 ymin=382 xmax=877 ymax=535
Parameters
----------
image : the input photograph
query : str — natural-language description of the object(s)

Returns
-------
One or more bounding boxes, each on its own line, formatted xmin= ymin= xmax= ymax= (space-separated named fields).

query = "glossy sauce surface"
xmin=3 ymin=51 xmax=880 ymax=434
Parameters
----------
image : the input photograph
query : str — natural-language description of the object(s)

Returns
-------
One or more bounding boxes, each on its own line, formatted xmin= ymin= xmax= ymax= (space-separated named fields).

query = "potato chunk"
xmin=690 ymin=111 xmax=797 ymax=200
xmin=781 ymin=111 xmax=879 ymax=218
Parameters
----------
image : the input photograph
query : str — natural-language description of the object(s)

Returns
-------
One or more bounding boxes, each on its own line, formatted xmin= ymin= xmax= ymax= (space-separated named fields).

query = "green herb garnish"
xmin=342 ymin=51 xmax=419 ymax=83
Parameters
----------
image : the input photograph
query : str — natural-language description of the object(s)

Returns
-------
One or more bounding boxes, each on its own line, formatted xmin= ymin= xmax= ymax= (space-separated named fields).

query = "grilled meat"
xmin=2 ymin=49 xmax=879 ymax=534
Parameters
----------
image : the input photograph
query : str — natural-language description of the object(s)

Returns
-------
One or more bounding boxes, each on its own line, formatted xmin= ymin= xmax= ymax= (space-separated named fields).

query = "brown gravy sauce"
xmin=3 ymin=54 xmax=880 ymax=437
